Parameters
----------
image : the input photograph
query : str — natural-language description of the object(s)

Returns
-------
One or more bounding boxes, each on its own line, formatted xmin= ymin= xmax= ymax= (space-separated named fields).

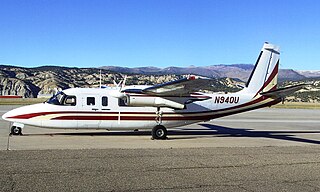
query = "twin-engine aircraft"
xmin=2 ymin=43 xmax=304 ymax=139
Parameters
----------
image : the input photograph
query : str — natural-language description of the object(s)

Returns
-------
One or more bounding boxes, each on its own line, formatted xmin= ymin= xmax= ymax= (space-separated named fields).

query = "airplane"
xmin=2 ymin=42 xmax=306 ymax=140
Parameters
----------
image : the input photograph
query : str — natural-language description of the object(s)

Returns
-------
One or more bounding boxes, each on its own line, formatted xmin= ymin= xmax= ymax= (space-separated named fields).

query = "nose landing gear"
xmin=10 ymin=126 xmax=22 ymax=135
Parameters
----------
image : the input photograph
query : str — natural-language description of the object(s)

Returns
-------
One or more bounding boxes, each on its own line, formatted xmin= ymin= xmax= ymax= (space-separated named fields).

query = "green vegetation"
xmin=279 ymin=80 xmax=320 ymax=103
xmin=288 ymin=91 xmax=320 ymax=102
xmin=272 ymin=102 xmax=320 ymax=109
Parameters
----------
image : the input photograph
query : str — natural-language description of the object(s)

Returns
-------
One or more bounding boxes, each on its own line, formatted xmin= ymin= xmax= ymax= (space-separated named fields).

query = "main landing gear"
xmin=151 ymin=107 xmax=168 ymax=140
xmin=10 ymin=126 xmax=22 ymax=135
xmin=151 ymin=125 xmax=167 ymax=140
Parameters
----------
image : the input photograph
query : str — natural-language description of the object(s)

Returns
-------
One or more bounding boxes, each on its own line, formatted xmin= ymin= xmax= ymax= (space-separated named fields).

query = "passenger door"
xmin=78 ymin=95 xmax=101 ymax=128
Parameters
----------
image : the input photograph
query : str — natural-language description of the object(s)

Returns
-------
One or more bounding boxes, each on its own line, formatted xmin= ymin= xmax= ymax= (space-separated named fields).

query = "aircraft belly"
xmin=99 ymin=120 xmax=199 ymax=130
xmin=101 ymin=121 xmax=155 ymax=130
xmin=14 ymin=119 xmax=43 ymax=128
xmin=40 ymin=120 xmax=78 ymax=129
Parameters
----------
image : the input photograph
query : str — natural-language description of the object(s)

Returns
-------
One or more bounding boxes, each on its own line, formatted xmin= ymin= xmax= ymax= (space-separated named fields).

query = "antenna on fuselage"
xmin=99 ymin=69 xmax=102 ymax=88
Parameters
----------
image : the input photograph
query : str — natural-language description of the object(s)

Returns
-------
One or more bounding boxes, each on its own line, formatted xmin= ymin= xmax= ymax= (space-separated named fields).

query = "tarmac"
xmin=0 ymin=105 xmax=320 ymax=191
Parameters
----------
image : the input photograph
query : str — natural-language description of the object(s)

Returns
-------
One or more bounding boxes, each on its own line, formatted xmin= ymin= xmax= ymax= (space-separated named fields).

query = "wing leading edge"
xmin=122 ymin=76 xmax=216 ymax=97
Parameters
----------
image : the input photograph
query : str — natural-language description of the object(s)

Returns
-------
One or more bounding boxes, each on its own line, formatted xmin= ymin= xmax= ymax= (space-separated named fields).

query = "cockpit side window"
xmin=47 ymin=92 xmax=77 ymax=106
xmin=63 ymin=95 xmax=76 ymax=106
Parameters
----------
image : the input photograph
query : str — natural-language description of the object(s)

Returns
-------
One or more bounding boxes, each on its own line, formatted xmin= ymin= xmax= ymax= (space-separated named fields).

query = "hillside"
xmin=279 ymin=77 xmax=320 ymax=103
xmin=0 ymin=65 xmax=241 ymax=98
xmin=0 ymin=64 xmax=319 ymax=102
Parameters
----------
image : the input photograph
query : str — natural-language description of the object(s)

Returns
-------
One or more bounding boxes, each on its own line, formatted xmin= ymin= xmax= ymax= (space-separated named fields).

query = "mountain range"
xmin=0 ymin=64 xmax=319 ymax=99
xmin=100 ymin=64 xmax=318 ymax=81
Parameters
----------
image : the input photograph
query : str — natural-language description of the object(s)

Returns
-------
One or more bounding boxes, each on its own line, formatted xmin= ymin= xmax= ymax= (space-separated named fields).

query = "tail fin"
xmin=243 ymin=42 xmax=280 ymax=95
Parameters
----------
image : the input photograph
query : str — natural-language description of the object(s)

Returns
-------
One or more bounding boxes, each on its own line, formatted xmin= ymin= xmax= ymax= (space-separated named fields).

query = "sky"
xmin=0 ymin=0 xmax=319 ymax=70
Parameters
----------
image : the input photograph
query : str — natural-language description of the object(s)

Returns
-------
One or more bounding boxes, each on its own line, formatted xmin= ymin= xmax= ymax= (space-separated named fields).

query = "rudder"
xmin=243 ymin=42 xmax=280 ymax=95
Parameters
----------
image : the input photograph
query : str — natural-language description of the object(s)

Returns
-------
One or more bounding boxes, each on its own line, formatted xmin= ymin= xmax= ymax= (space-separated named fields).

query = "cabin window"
xmin=87 ymin=97 xmax=95 ymax=105
xmin=64 ymin=96 xmax=76 ymax=106
xmin=102 ymin=96 xmax=108 ymax=106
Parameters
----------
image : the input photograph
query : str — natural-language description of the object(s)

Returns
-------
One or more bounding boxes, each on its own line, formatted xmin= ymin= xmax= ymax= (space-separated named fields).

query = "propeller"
xmin=109 ymin=74 xmax=128 ymax=99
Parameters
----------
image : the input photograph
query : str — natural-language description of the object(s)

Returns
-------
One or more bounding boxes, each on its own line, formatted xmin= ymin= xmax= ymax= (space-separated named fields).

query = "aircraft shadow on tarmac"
xmin=21 ymin=123 xmax=320 ymax=145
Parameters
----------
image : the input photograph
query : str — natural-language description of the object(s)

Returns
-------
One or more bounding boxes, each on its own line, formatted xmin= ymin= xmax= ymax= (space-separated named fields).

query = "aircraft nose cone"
xmin=2 ymin=111 xmax=10 ymax=121
xmin=2 ymin=107 xmax=20 ymax=122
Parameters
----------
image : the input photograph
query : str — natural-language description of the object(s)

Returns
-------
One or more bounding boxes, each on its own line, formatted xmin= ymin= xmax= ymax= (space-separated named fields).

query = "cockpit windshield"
xmin=46 ymin=92 xmax=66 ymax=105
xmin=47 ymin=92 xmax=77 ymax=106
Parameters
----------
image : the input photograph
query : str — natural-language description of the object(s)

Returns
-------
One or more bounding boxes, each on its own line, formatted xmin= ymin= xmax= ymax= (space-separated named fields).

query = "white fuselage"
xmin=2 ymin=87 xmax=279 ymax=130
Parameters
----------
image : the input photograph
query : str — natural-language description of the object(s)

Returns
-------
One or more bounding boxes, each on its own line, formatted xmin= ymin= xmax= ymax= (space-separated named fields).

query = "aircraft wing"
xmin=260 ymin=84 xmax=308 ymax=98
xmin=122 ymin=76 xmax=216 ymax=97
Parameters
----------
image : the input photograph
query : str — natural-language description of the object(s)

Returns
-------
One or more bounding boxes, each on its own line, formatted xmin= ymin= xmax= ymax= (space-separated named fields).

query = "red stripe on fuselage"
xmin=8 ymin=110 xmax=173 ymax=119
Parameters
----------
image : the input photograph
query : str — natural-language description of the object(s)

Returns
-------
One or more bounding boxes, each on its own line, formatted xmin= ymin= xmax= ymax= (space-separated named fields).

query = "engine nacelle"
xmin=109 ymin=89 xmax=127 ymax=99
xmin=125 ymin=96 xmax=185 ymax=109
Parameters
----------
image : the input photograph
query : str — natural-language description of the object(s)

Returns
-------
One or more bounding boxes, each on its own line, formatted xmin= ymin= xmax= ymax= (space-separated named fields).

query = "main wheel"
xmin=152 ymin=125 xmax=167 ymax=140
xmin=11 ymin=126 xmax=22 ymax=135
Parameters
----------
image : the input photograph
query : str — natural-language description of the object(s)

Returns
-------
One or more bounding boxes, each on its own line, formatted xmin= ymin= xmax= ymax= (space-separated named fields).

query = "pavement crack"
xmin=256 ymin=161 xmax=320 ymax=168
xmin=1 ymin=160 xmax=319 ymax=176
xmin=116 ymin=183 xmax=242 ymax=192
xmin=155 ymin=161 xmax=320 ymax=172
xmin=9 ymin=175 xmax=15 ymax=192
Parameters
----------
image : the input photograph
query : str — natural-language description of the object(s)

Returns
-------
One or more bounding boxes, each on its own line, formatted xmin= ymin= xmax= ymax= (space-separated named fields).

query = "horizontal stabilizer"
xmin=260 ymin=84 xmax=308 ymax=98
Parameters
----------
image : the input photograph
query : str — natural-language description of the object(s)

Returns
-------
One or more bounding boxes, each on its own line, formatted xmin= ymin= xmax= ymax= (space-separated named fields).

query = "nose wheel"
xmin=11 ymin=126 xmax=22 ymax=135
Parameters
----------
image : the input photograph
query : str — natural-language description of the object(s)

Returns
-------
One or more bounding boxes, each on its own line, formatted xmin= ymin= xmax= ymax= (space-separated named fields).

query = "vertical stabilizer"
xmin=243 ymin=42 xmax=280 ymax=95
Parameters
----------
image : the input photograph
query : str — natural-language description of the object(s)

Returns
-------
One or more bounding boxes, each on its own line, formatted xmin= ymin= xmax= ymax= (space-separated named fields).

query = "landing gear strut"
xmin=152 ymin=107 xmax=167 ymax=140
xmin=155 ymin=107 xmax=163 ymax=125
xmin=11 ymin=126 xmax=22 ymax=135
xmin=152 ymin=125 xmax=167 ymax=140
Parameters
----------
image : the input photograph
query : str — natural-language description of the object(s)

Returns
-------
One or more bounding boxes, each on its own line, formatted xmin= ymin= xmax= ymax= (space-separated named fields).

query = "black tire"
xmin=152 ymin=125 xmax=167 ymax=140
xmin=11 ymin=126 xmax=22 ymax=135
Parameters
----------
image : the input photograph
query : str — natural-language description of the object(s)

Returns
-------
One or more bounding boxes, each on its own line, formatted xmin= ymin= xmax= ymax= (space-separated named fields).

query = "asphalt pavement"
xmin=0 ymin=106 xmax=319 ymax=191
